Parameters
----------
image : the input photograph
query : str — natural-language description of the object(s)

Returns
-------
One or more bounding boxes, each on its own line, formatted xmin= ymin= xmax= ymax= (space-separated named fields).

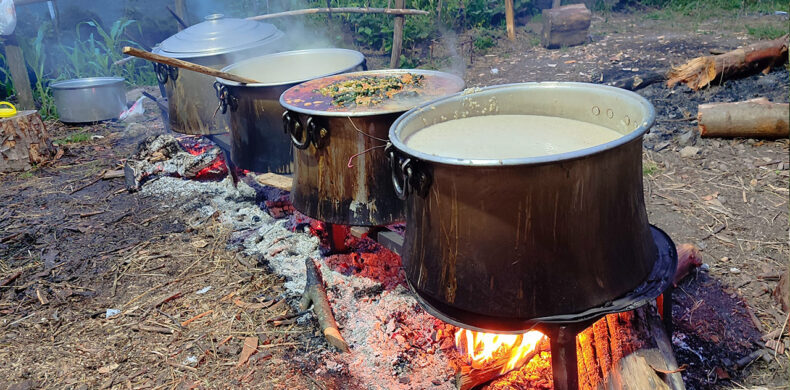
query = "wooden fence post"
xmin=505 ymin=0 xmax=515 ymax=40
xmin=390 ymin=0 xmax=405 ymax=68
xmin=3 ymin=34 xmax=35 ymax=110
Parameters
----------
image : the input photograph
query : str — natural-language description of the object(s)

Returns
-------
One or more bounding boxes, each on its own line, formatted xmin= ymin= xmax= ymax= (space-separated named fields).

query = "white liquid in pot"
xmin=403 ymin=115 xmax=623 ymax=159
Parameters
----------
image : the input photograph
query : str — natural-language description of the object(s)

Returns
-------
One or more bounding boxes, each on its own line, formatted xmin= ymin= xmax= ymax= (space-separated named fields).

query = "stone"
xmin=679 ymin=146 xmax=700 ymax=158
xmin=677 ymin=130 xmax=698 ymax=146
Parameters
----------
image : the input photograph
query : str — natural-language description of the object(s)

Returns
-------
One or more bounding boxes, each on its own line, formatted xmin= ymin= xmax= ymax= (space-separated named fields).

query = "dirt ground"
xmin=1 ymin=8 xmax=788 ymax=390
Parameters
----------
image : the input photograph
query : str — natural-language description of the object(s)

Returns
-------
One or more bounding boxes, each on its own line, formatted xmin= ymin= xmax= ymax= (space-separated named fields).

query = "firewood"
xmin=541 ymin=4 xmax=591 ymax=49
xmin=667 ymin=35 xmax=788 ymax=90
xmin=255 ymin=172 xmax=293 ymax=191
xmin=697 ymin=98 xmax=789 ymax=138
xmin=455 ymin=339 xmax=550 ymax=390
xmin=0 ymin=110 xmax=57 ymax=172
xmin=300 ymin=258 xmax=350 ymax=352
xmin=774 ymin=267 xmax=789 ymax=313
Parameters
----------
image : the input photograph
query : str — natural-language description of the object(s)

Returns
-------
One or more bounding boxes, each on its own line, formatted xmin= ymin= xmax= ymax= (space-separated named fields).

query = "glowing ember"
xmin=455 ymin=328 xmax=546 ymax=373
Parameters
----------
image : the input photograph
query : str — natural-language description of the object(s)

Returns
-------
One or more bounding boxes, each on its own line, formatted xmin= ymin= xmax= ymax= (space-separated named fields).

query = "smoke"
xmin=436 ymin=26 xmax=467 ymax=78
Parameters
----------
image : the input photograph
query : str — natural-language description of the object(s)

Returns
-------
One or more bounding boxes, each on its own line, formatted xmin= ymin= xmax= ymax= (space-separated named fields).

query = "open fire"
xmin=455 ymin=328 xmax=547 ymax=374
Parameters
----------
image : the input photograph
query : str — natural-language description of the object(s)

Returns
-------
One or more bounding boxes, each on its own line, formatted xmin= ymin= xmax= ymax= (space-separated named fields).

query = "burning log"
xmin=0 ymin=110 xmax=58 ymax=172
xmin=453 ymin=305 xmax=684 ymax=389
xmin=697 ymin=98 xmax=789 ymax=138
xmin=124 ymin=135 xmax=227 ymax=190
xmin=541 ymin=4 xmax=591 ymax=49
xmin=667 ymin=35 xmax=788 ymax=90
xmin=455 ymin=335 xmax=550 ymax=390
xmin=300 ymin=258 xmax=350 ymax=352
xmin=673 ymin=243 xmax=702 ymax=286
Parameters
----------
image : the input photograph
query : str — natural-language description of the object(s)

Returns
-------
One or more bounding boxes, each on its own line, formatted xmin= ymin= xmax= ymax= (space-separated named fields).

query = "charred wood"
xmin=667 ymin=35 xmax=788 ymax=90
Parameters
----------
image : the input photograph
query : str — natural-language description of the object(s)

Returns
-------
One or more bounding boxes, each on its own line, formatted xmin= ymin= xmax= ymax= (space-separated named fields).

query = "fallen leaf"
xmin=701 ymin=192 xmax=719 ymax=201
xmin=98 ymin=363 xmax=119 ymax=374
xmin=237 ymin=336 xmax=258 ymax=366
xmin=191 ymin=239 xmax=209 ymax=249
xmin=564 ymin=60 xmax=577 ymax=64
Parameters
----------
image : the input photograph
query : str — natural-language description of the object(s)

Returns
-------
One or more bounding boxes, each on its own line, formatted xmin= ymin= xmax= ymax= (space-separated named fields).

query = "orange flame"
xmin=455 ymin=328 xmax=546 ymax=373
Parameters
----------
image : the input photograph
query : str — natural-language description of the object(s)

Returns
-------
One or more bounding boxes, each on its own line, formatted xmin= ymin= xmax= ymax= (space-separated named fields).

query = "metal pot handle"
xmin=155 ymin=63 xmax=169 ymax=84
xmin=306 ymin=117 xmax=329 ymax=149
xmin=387 ymin=142 xmax=431 ymax=200
xmin=213 ymin=82 xmax=237 ymax=114
xmin=283 ymin=111 xmax=310 ymax=150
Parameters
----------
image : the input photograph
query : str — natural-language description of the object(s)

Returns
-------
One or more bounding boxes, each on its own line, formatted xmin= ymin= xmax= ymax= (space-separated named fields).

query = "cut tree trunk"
xmin=667 ymin=35 xmax=789 ymax=90
xmin=505 ymin=0 xmax=516 ymax=41
xmin=456 ymin=304 xmax=685 ymax=390
xmin=541 ymin=4 xmax=591 ymax=49
xmin=300 ymin=257 xmax=350 ymax=352
xmin=0 ymin=110 xmax=57 ymax=172
xmin=697 ymin=98 xmax=789 ymax=138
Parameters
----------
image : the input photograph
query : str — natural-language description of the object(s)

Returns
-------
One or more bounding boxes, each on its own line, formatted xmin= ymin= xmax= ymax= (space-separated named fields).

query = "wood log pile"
xmin=0 ymin=110 xmax=58 ymax=172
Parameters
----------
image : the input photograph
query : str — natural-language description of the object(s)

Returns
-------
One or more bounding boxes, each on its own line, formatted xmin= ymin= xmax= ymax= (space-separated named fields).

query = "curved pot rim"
xmin=51 ymin=77 xmax=126 ymax=90
xmin=388 ymin=82 xmax=656 ymax=167
xmin=216 ymin=48 xmax=365 ymax=88
xmin=279 ymin=69 xmax=465 ymax=118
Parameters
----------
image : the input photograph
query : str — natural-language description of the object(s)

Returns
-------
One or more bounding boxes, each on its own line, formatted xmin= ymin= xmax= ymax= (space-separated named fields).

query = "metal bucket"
xmin=388 ymin=82 xmax=658 ymax=331
xmin=215 ymin=49 xmax=366 ymax=173
xmin=51 ymin=77 xmax=126 ymax=123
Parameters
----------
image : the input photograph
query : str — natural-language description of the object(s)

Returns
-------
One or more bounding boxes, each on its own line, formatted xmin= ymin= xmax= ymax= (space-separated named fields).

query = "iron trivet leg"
xmin=548 ymin=325 xmax=580 ymax=390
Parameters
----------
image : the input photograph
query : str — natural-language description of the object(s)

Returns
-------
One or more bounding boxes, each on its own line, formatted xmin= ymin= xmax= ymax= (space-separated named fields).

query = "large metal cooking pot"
xmin=51 ymin=77 xmax=126 ymax=123
xmin=215 ymin=49 xmax=366 ymax=173
xmin=153 ymin=14 xmax=284 ymax=135
xmin=388 ymin=82 xmax=658 ymax=332
xmin=279 ymin=70 xmax=464 ymax=226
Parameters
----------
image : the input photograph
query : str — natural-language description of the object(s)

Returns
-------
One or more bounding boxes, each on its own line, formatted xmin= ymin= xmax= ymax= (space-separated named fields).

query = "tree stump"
xmin=541 ymin=4 xmax=591 ymax=49
xmin=0 ymin=110 xmax=57 ymax=172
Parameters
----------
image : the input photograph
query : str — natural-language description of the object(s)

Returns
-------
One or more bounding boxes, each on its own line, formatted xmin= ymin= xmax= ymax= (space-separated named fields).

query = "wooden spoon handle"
xmin=122 ymin=46 xmax=259 ymax=84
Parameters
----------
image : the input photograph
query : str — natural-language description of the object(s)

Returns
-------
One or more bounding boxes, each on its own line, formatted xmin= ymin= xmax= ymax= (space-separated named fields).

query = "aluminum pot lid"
xmin=156 ymin=14 xmax=280 ymax=58
xmin=280 ymin=69 xmax=465 ymax=117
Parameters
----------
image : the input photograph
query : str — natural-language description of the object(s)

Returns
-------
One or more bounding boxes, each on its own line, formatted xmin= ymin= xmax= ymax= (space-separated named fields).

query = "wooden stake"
xmin=246 ymin=7 xmax=429 ymax=21
xmin=390 ymin=0 xmax=406 ymax=68
xmin=698 ymin=98 xmax=789 ymax=138
xmin=121 ymin=47 xmax=260 ymax=84
xmin=300 ymin=258 xmax=350 ymax=352
xmin=505 ymin=0 xmax=516 ymax=41
xmin=3 ymin=34 xmax=35 ymax=110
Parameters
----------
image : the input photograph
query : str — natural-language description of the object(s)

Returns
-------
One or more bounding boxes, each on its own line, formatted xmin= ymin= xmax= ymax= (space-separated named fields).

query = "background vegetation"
xmin=0 ymin=0 xmax=786 ymax=119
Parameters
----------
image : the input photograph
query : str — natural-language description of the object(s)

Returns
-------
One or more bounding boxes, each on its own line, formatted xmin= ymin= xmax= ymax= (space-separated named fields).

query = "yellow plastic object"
xmin=0 ymin=101 xmax=17 ymax=118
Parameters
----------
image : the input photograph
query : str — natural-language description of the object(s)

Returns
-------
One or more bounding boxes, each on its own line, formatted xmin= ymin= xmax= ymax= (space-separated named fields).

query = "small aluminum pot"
xmin=215 ymin=49 xmax=366 ymax=173
xmin=388 ymin=82 xmax=658 ymax=332
xmin=153 ymin=14 xmax=285 ymax=135
xmin=280 ymin=69 xmax=464 ymax=226
xmin=51 ymin=77 xmax=126 ymax=123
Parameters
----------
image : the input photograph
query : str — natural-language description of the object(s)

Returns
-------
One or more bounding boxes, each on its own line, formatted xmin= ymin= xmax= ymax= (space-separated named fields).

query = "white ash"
xmin=138 ymin=175 xmax=456 ymax=389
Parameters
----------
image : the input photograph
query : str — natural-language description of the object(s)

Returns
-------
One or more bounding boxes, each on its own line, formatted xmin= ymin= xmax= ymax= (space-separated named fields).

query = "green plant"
xmin=21 ymin=23 xmax=58 ymax=120
xmin=62 ymin=18 xmax=156 ymax=86
xmin=53 ymin=132 xmax=92 ymax=145
xmin=643 ymin=161 xmax=660 ymax=176
xmin=746 ymin=24 xmax=786 ymax=39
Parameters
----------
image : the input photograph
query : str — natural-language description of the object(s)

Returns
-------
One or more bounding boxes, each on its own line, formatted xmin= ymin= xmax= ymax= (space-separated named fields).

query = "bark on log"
xmin=0 ymin=110 xmax=57 ymax=172
xmin=541 ymin=4 xmax=591 ymax=49
xmin=775 ymin=267 xmax=789 ymax=313
xmin=459 ymin=305 xmax=685 ymax=390
xmin=698 ymin=98 xmax=789 ymax=138
xmin=300 ymin=258 xmax=350 ymax=352
xmin=667 ymin=35 xmax=789 ymax=90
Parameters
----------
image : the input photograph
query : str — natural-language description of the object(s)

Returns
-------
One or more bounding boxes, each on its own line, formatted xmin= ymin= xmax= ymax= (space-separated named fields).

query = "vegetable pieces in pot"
xmin=315 ymin=73 xmax=424 ymax=107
